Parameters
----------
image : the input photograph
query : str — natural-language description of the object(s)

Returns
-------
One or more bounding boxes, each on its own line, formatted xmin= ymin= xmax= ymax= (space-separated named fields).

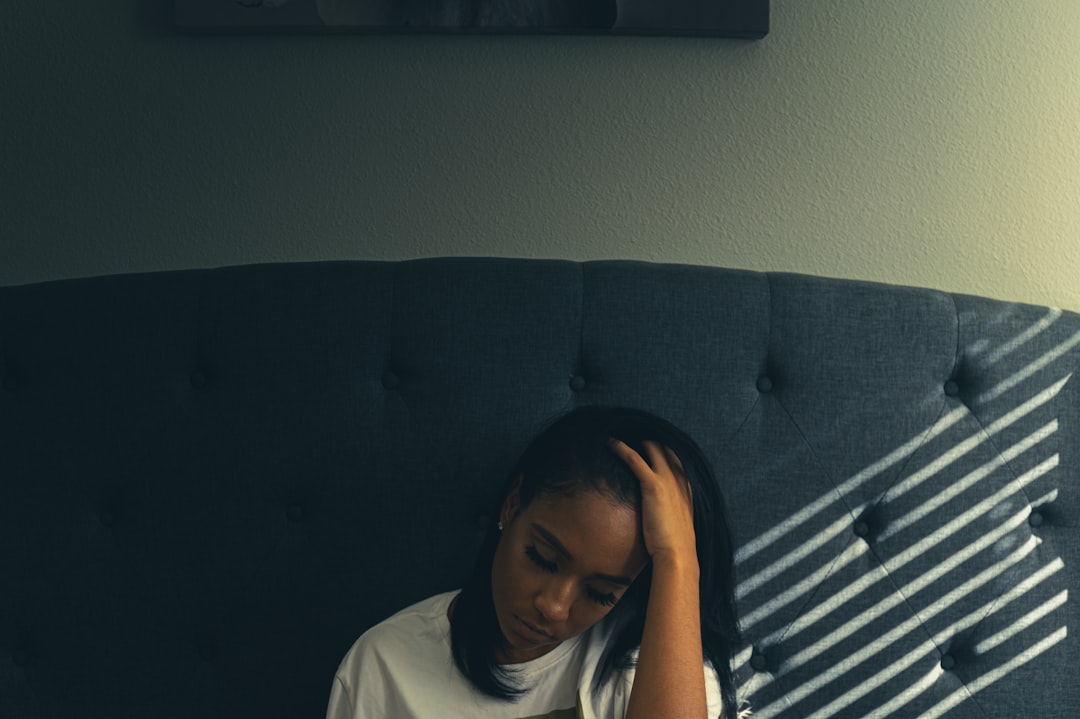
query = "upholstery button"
xmin=12 ymin=648 xmax=29 ymax=668
xmin=853 ymin=520 xmax=870 ymax=538
xmin=756 ymin=376 xmax=773 ymax=393
xmin=1029 ymin=511 xmax=1044 ymax=527
xmin=749 ymin=649 xmax=768 ymax=672
xmin=944 ymin=380 xmax=960 ymax=397
xmin=940 ymin=654 xmax=956 ymax=671
xmin=381 ymin=371 xmax=399 ymax=390
xmin=287 ymin=505 xmax=305 ymax=523
xmin=190 ymin=370 xmax=208 ymax=389
xmin=569 ymin=375 xmax=586 ymax=391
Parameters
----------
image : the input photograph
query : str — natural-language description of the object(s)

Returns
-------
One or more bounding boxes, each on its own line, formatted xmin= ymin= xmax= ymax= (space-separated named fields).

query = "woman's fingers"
xmin=663 ymin=446 xmax=692 ymax=506
xmin=609 ymin=437 xmax=696 ymax=561
xmin=609 ymin=439 xmax=687 ymax=489
xmin=608 ymin=438 xmax=648 ymax=473
xmin=641 ymin=439 xmax=670 ymax=474
xmin=663 ymin=445 xmax=687 ymax=476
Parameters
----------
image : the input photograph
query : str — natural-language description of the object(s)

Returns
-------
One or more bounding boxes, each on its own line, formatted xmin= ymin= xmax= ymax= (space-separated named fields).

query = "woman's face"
xmin=491 ymin=481 xmax=649 ymax=664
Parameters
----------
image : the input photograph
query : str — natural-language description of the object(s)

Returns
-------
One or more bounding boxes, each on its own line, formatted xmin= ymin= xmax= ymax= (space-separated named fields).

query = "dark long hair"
xmin=450 ymin=406 xmax=741 ymax=718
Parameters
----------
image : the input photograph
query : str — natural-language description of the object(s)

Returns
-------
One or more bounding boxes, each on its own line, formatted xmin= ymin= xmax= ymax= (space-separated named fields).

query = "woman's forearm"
xmin=626 ymin=554 xmax=708 ymax=719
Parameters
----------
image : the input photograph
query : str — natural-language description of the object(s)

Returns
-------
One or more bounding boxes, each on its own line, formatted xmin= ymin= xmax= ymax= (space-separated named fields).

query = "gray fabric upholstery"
xmin=1 ymin=258 xmax=1076 ymax=718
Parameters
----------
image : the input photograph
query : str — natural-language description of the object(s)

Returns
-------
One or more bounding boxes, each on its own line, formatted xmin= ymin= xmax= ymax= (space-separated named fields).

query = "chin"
xmin=501 ymin=612 xmax=557 ymax=654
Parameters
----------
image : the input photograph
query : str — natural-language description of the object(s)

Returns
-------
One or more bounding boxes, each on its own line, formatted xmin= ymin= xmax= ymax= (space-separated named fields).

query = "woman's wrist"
xmin=649 ymin=548 xmax=701 ymax=582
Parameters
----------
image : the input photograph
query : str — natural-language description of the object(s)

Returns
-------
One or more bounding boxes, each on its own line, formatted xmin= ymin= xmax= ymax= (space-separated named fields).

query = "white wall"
xmin=2 ymin=1 xmax=1078 ymax=308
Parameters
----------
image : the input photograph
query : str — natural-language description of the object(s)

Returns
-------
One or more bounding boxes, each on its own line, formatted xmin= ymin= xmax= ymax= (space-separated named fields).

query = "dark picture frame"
xmin=174 ymin=0 xmax=768 ymax=38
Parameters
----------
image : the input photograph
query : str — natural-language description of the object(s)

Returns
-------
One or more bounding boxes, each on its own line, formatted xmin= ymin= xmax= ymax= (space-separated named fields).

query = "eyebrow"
xmin=530 ymin=523 xmax=634 ymax=587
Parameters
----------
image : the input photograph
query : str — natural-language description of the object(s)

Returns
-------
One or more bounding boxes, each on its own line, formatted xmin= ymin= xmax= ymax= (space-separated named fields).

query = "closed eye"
xmin=525 ymin=544 xmax=557 ymax=573
xmin=525 ymin=544 xmax=620 ymax=607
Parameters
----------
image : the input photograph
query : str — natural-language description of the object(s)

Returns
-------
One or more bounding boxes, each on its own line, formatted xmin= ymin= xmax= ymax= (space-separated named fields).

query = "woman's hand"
xmin=609 ymin=438 xmax=708 ymax=719
xmin=608 ymin=438 xmax=698 ymax=569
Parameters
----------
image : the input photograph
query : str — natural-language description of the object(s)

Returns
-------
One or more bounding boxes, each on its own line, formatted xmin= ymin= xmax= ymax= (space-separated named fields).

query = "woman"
xmin=326 ymin=406 xmax=742 ymax=718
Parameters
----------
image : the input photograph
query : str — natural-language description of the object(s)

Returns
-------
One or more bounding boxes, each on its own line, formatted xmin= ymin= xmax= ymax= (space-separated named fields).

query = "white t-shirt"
xmin=326 ymin=591 xmax=725 ymax=719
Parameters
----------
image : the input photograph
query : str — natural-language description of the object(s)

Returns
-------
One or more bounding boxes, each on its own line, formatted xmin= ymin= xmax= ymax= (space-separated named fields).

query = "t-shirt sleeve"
xmin=704 ymin=664 xmax=726 ymax=718
xmin=324 ymin=634 xmax=390 ymax=719
xmin=325 ymin=673 xmax=356 ymax=719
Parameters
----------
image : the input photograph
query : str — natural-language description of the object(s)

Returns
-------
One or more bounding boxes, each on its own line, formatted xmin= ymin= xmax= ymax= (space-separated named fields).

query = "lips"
xmin=514 ymin=616 xmax=554 ymax=643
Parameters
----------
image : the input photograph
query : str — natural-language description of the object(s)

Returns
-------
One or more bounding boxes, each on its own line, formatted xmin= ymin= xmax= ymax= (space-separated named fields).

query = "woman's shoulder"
xmin=382 ymin=590 xmax=457 ymax=626
xmin=347 ymin=591 xmax=457 ymax=659
xmin=328 ymin=591 xmax=461 ymax=718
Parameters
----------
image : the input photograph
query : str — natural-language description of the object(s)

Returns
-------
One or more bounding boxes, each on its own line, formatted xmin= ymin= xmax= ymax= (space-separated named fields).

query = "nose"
xmin=534 ymin=578 xmax=573 ymax=623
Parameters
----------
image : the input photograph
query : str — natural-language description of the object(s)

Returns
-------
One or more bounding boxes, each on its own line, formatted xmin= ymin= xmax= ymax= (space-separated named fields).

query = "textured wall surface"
xmin=2 ymin=1 xmax=1078 ymax=308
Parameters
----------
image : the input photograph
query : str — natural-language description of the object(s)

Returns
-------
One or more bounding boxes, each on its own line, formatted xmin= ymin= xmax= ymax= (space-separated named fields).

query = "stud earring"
xmin=497 ymin=521 xmax=504 ymax=531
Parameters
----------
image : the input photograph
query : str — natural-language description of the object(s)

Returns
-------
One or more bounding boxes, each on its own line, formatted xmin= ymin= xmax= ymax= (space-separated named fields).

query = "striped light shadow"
xmin=827 ymin=558 xmax=1064 ymax=719
xmin=731 ymin=645 xmax=753 ymax=677
xmin=752 ymin=630 xmax=938 ymax=718
xmin=749 ymin=538 xmax=1065 ymax=718
xmin=1030 ymin=487 xmax=1059 ymax=509
xmin=736 ymin=414 xmax=970 ymax=622
xmin=735 ymin=373 xmax=1067 ymax=598
xmin=757 ymin=537 xmax=1053 ymax=719
xmin=736 ymin=314 xmax=1069 ymax=571
xmin=878 ymin=424 xmax=1058 ymax=543
xmin=737 ymin=671 xmax=798 ymax=718
xmin=927 ymin=558 xmax=1065 ymax=649
xmin=917 ymin=626 xmax=1068 ymax=719
xmin=745 ymin=441 xmax=1055 ymax=637
xmin=881 ymin=377 xmax=1069 ymax=509
xmin=976 ymin=332 xmax=1080 ymax=404
xmin=765 ymin=501 xmax=1041 ymax=662
xmin=736 ymin=672 xmax=764 ymax=705
xmin=734 ymin=646 xmax=773 ymax=706
xmin=874 ymin=667 xmax=942 ymax=719
xmin=978 ymin=308 xmax=1063 ymax=367
xmin=973 ymin=590 xmax=1067 ymax=655
xmin=773 ymin=531 xmax=1038 ymax=689
xmin=736 ymin=509 xmax=868 ymax=601
xmin=924 ymin=559 xmax=1064 ymax=656
xmin=735 ymin=406 xmax=968 ymax=567
xmin=964 ymin=305 xmax=1016 ymax=358
xmin=739 ymin=539 xmax=869 ymax=632
xmin=734 ymin=325 xmax=1074 ymax=716
xmin=799 ymin=635 xmax=941 ymax=719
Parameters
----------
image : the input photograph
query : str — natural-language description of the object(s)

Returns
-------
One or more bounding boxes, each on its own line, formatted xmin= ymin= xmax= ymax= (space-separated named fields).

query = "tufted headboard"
xmin=2 ymin=258 xmax=1077 ymax=718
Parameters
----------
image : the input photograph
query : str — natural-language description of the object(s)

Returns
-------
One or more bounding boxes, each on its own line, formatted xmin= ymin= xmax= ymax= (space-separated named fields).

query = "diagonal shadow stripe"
xmin=975 ymin=308 xmax=1062 ymax=368
xmin=736 ymin=374 xmax=1069 ymax=601
xmin=735 ymin=405 xmax=966 ymax=568
xmin=874 ymin=570 xmax=1067 ymax=719
xmin=740 ymin=415 xmax=1060 ymax=634
xmin=765 ymin=457 xmax=1054 ymax=657
xmin=878 ymin=421 xmax=1057 ymax=542
xmin=733 ymin=313 xmax=1075 ymax=718
xmin=752 ymin=541 xmax=1061 ymax=719
xmin=975 ymin=330 xmax=1080 ymax=404
xmin=918 ymin=626 xmax=1068 ymax=719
